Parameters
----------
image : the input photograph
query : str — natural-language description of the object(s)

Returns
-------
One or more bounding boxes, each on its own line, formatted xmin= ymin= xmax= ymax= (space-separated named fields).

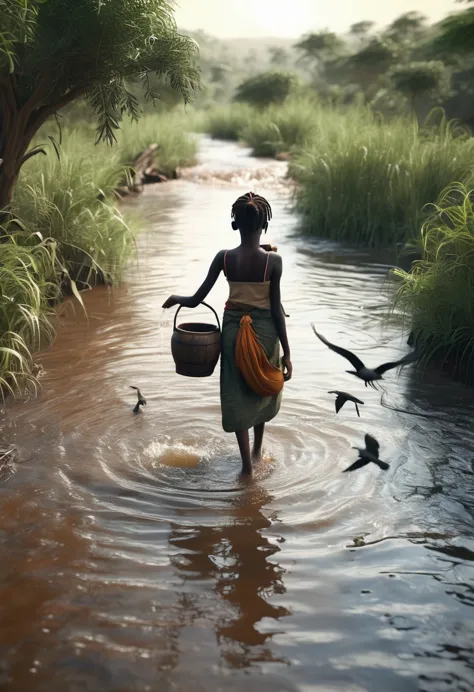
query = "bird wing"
xmin=343 ymin=458 xmax=369 ymax=473
xmin=365 ymin=434 xmax=379 ymax=457
xmin=374 ymin=351 xmax=419 ymax=375
xmin=347 ymin=393 xmax=364 ymax=405
xmin=131 ymin=385 xmax=146 ymax=402
xmin=335 ymin=393 xmax=346 ymax=414
xmin=311 ymin=326 xmax=365 ymax=370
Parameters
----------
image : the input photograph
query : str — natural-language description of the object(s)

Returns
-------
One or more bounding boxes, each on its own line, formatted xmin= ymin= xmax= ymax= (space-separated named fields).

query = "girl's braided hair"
xmin=231 ymin=192 xmax=272 ymax=233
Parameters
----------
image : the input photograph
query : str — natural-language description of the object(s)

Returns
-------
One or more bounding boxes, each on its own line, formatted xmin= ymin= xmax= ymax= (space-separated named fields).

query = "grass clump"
xmin=0 ymin=224 xmax=61 ymax=395
xmin=116 ymin=112 xmax=198 ymax=177
xmin=1 ymin=127 xmax=138 ymax=393
xmin=203 ymin=103 xmax=253 ymax=141
xmin=392 ymin=183 xmax=474 ymax=382
xmin=290 ymin=108 xmax=474 ymax=248
xmin=13 ymin=130 xmax=136 ymax=288
xmin=240 ymin=97 xmax=319 ymax=157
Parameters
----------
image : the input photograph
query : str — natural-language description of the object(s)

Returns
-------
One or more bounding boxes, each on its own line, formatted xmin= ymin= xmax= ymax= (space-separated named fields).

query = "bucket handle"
xmin=173 ymin=301 xmax=221 ymax=332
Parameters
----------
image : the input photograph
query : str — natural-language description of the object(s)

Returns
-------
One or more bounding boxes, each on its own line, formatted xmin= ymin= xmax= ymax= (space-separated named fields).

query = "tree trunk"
xmin=0 ymin=109 xmax=45 ymax=229
xmin=0 ymin=133 xmax=29 ymax=230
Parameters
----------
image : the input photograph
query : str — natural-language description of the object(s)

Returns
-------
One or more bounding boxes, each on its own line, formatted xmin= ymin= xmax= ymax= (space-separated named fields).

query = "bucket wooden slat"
xmin=171 ymin=302 xmax=221 ymax=377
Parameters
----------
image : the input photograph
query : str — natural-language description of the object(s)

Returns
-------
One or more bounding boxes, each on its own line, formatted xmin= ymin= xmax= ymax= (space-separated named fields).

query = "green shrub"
xmin=392 ymin=183 xmax=474 ymax=381
xmin=235 ymin=71 xmax=299 ymax=108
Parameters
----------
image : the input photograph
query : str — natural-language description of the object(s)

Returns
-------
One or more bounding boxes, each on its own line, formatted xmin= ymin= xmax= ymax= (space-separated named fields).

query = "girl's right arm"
xmin=162 ymin=251 xmax=225 ymax=309
xmin=269 ymin=254 xmax=292 ymax=381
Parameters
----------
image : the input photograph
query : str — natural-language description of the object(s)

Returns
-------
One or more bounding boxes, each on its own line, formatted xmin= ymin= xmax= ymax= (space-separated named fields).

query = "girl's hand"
xmin=162 ymin=295 xmax=179 ymax=309
xmin=282 ymin=356 xmax=293 ymax=382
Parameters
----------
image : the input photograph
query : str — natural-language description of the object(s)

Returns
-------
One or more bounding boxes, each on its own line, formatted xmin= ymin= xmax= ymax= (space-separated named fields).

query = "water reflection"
xmin=169 ymin=481 xmax=289 ymax=668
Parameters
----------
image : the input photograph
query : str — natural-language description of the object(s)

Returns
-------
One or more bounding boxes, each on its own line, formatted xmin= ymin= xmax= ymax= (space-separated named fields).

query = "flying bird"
xmin=344 ymin=433 xmax=389 ymax=472
xmin=130 ymin=386 xmax=147 ymax=414
xmin=328 ymin=390 xmax=364 ymax=417
xmin=312 ymin=326 xmax=418 ymax=388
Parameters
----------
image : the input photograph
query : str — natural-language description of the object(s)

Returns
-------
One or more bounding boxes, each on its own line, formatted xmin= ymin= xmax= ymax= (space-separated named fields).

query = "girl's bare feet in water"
xmin=252 ymin=422 xmax=265 ymax=463
xmin=236 ymin=430 xmax=252 ymax=476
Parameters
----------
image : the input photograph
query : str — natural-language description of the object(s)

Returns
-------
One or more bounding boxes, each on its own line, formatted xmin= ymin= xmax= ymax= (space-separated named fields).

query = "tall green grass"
xmin=116 ymin=112 xmax=198 ymax=176
xmin=13 ymin=131 xmax=135 ymax=288
xmin=1 ymin=112 xmax=197 ymax=394
xmin=0 ymin=224 xmax=61 ymax=395
xmin=202 ymin=103 xmax=254 ymax=141
xmin=392 ymin=183 xmax=474 ymax=382
xmin=290 ymin=108 xmax=474 ymax=248
xmin=240 ymin=98 xmax=319 ymax=157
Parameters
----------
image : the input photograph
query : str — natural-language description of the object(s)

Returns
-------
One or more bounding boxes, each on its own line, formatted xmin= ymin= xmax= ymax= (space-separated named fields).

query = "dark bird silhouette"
xmin=130 ymin=386 xmax=147 ymax=414
xmin=343 ymin=434 xmax=389 ymax=472
xmin=328 ymin=390 xmax=364 ymax=417
xmin=312 ymin=326 xmax=418 ymax=389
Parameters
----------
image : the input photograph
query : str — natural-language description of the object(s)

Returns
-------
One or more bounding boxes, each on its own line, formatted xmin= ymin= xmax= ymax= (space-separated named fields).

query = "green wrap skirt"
xmin=220 ymin=308 xmax=282 ymax=433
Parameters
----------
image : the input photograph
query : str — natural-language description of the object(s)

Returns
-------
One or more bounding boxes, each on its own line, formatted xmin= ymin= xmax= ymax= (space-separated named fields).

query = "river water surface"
xmin=0 ymin=137 xmax=473 ymax=692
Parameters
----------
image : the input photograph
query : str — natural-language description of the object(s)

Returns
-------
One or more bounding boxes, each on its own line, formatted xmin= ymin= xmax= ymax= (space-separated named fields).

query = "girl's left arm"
xmin=162 ymin=251 xmax=225 ymax=309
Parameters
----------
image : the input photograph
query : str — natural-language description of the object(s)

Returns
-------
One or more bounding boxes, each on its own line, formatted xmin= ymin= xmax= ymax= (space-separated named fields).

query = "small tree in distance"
xmin=0 ymin=0 xmax=200 ymax=212
xmin=234 ymin=71 xmax=299 ymax=108
xmin=350 ymin=21 xmax=375 ymax=45
xmin=389 ymin=61 xmax=449 ymax=113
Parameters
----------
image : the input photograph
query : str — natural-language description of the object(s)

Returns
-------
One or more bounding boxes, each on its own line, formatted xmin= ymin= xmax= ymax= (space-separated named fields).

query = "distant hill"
xmin=181 ymin=30 xmax=297 ymax=61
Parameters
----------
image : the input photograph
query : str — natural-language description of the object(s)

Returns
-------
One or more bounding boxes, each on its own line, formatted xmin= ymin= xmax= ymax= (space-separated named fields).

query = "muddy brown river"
xmin=0 ymin=137 xmax=473 ymax=692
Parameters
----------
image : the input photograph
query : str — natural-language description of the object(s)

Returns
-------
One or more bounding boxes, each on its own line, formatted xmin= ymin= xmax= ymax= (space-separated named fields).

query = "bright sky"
xmin=174 ymin=0 xmax=458 ymax=38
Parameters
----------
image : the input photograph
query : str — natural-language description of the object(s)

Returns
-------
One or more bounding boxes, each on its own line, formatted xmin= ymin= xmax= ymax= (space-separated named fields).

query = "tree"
xmin=294 ymin=31 xmax=345 ymax=68
xmin=234 ymin=71 xmax=299 ymax=108
xmin=346 ymin=38 xmax=399 ymax=94
xmin=430 ymin=6 xmax=474 ymax=59
xmin=386 ymin=11 xmax=427 ymax=42
xmin=0 ymin=0 xmax=199 ymax=212
xmin=350 ymin=21 xmax=375 ymax=45
xmin=268 ymin=46 xmax=290 ymax=68
xmin=389 ymin=61 xmax=449 ymax=113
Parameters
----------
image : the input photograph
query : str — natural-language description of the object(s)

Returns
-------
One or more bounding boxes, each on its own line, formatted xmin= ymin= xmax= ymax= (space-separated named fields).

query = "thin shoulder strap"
xmin=223 ymin=250 xmax=228 ymax=278
xmin=263 ymin=251 xmax=270 ymax=281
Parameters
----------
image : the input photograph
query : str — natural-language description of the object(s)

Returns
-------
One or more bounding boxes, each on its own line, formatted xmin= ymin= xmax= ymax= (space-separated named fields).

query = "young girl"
xmin=162 ymin=192 xmax=292 ymax=475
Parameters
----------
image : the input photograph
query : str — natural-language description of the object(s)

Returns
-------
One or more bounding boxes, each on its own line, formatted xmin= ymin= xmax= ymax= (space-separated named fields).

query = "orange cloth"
xmin=235 ymin=314 xmax=284 ymax=397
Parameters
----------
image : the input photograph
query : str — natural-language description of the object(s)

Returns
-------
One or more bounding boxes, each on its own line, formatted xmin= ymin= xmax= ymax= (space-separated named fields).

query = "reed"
xmin=115 ymin=111 xmax=198 ymax=176
xmin=0 ymin=224 xmax=61 ymax=396
xmin=203 ymin=103 xmax=254 ymax=141
xmin=13 ymin=130 xmax=136 ymax=288
xmin=392 ymin=183 xmax=474 ymax=381
xmin=290 ymin=108 xmax=474 ymax=248
xmin=240 ymin=97 xmax=319 ymax=157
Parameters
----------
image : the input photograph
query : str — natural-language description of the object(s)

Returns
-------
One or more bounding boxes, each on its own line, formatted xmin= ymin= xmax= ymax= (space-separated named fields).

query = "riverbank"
xmin=0 ymin=136 xmax=472 ymax=690
xmin=392 ymin=182 xmax=474 ymax=384
xmin=0 ymin=112 xmax=198 ymax=395
xmin=202 ymin=100 xmax=474 ymax=248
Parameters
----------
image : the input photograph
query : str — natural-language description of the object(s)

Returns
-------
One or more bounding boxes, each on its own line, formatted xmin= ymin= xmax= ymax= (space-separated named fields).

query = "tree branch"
xmin=20 ymin=148 xmax=47 ymax=165
xmin=25 ymin=84 xmax=87 ymax=140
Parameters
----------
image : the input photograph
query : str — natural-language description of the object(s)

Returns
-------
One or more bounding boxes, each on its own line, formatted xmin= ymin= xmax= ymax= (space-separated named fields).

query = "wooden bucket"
xmin=171 ymin=302 xmax=221 ymax=377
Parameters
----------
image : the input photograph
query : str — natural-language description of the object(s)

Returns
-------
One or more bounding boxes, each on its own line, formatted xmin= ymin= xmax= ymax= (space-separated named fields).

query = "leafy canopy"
xmin=389 ymin=61 xmax=449 ymax=101
xmin=234 ymin=71 xmax=299 ymax=108
xmin=0 ymin=0 xmax=200 ymax=143
xmin=294 ymin=31 xmax=345 ymax=63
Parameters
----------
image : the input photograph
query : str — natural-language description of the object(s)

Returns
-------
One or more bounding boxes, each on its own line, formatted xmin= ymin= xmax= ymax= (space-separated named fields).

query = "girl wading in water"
xmin=163 ymin=193 xmax=292 ymax=475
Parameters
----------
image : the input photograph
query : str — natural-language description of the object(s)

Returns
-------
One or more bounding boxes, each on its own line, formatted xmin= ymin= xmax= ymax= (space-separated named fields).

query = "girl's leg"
xmin=235 ymin=430 xmax=252 ymax=475
xmin=252 ymin=422 xmax=265 ymax=461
